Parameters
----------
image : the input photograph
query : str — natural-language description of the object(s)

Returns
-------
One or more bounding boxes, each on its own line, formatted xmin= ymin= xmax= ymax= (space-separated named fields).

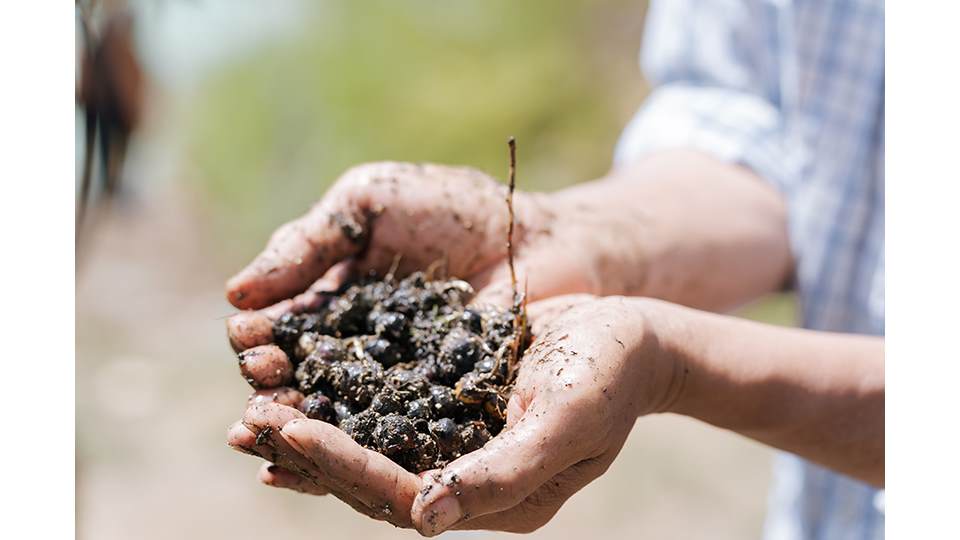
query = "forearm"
xmin=647 ymin=300 xmax=885 ymax=486
xmin=549 ymin=150 xmax=791 ymax=311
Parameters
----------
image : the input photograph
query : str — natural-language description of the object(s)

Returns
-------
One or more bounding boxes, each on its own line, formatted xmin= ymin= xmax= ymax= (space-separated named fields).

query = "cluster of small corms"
xmin=263 ymin=272 xmax=525 ymax=473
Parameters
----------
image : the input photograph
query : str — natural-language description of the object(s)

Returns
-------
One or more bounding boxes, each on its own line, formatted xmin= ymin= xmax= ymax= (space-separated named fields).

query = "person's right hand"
xmin=225 ymin=294 xmax=681 ymax=535
xmin=224 ymin=160 xmax=625 ymax=354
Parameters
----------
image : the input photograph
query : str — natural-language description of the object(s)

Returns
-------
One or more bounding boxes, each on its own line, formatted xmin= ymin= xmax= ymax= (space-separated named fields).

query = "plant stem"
xmin=505 ymin=136 xmax=526 ymax=380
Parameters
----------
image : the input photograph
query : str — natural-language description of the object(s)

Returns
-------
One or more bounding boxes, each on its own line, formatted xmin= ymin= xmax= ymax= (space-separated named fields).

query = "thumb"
xmin=469 ymin=246 xmax=596 ymax=309
xmin=226 ymin=191 xmax=367 ymax=310
xmin=410 ymin=404 xmax=588 ymax=536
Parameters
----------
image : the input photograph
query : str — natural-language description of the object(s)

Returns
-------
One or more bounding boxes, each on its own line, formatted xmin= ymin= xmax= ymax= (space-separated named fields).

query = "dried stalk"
xmin=505 ymin=136 xmax=526 ymax=379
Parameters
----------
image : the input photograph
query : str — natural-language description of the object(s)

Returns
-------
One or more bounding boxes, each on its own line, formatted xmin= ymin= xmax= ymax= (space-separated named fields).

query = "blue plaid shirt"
xmin=614 ymin=1 xmax=884 ymax=538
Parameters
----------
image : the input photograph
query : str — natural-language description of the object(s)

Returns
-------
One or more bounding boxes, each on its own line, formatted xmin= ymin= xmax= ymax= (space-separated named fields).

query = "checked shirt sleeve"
xmin=614 ymin=0 xmax=791 ymax=193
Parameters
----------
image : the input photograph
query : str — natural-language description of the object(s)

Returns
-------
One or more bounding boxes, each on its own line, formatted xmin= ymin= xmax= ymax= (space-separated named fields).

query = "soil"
xmin=272 ymin=271 xmax=529 ymax=473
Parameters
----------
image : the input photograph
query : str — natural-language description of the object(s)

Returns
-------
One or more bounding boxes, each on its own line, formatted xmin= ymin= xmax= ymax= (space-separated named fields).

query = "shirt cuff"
xmin=614 ymin=84 xmax=790 ymax=193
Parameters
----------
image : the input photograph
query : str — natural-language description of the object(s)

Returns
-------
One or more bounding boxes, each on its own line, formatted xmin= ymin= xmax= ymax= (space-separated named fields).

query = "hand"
xmin=226 ymin=161 xmax=589 ymax=312
xmin=223 ymin=161 xmax=657 ymax=354
xmin=408 ymin=295 xmax=676 ymax=534
xmin=227 ymin=295 xmax=679 ymax=535
xmin=222 ymin=160 xmax=637 ymax=439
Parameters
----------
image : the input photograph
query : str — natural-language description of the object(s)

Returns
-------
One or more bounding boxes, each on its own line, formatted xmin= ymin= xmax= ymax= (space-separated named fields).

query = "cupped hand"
xmin=224 ymin=161 xmax=614 ymax=408
xmin=227 ymin=295 xmax=680 ymax=535
xmin=224 ymin=161 xmax=598 ymax=316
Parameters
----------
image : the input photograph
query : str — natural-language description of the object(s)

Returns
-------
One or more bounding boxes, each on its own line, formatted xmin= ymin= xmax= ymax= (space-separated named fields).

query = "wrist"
xmin=623 ymin=298 xmax=694 ymax=416
xmin=544 ymin=181 xmax=655 ymax=297
xmin=638 ymin=301 xmax=759 ymax=427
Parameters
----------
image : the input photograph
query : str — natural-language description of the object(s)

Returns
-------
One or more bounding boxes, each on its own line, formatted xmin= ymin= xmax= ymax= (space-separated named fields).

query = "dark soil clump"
xmin=272 ymin=271 xmax=529 ymax=473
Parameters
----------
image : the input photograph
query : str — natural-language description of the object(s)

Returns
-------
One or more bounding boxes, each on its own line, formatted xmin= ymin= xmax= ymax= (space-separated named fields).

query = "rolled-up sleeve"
xmin=614 ymin=0 xmax=791 ymax=192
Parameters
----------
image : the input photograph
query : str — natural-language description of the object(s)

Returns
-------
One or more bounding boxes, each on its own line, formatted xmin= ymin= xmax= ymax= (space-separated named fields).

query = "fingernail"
xmin=279 ymin=420 xmax=309 ymax=455
xmin=421 ymin=495 xmax=462 ymax=536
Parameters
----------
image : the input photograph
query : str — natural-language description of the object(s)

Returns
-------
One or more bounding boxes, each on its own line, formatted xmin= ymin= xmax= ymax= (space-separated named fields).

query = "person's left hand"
xmin=227 ymin=294 xmax=680 ymax=535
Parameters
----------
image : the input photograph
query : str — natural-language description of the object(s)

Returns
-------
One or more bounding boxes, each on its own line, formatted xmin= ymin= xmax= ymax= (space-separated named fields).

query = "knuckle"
xmin=339 ymin=161 xmax=384 ymax=180
xmin=487 ymin=471 xmax=526 ymax=507
xmin=337 ymin=161 xmax=407 ymax=189
xmin=268 ymin=221 xmax=299 ymax=244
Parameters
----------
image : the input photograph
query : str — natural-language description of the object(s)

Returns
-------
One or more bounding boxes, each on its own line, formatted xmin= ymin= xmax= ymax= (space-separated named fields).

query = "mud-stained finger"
xmin=241 ymin=403 xmax=330 ymax=484
xmin=226 ymin=190 xmax=368 ymax=310
xmin=230 ymin=416 xmax=324 ymax=489
xmin=525 ymin=294 xmax=597 ymax=335
xmin=469 ymin=247 xmax=596 ymax=309
xmin=260 ymin=261 xmax=355 ymax=320
xmin=467 ymin=278 xmax=514 ymax=309
xmin=227 ymin=420 xmax=260 ymax=456
xmin=227 ymin=311 xmax=275 ymax=352
xmin=243 ymin=404 xmax=406 ymax=524
xmin=229 ymin=419 xmax=374 ymax=516
xmin=247 ymin=387 xmax=305 ymax=409
xmin=410 ymin=406 xmax=588 ymax=537
xmin=227 ymin=262 xmax=355 ymax=353
xmin=280 ymin=418 xmax=421 ymax=527
xmin=450 ymin=459 xmax=607 ymax=534
xmin=238 ymin=345 xmax=294 ymax=389
xmin=258 ymin=462 xmax=330 ymax=496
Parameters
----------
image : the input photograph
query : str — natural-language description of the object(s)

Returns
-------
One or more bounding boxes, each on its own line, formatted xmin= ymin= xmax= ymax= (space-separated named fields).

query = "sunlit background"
xmin=76 ymin=1 xmax=795 ymax=538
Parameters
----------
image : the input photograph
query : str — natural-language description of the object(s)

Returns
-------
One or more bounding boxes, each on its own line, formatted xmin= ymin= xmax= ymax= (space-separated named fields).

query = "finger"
xmin=242 ymin=402 xmax=366 ymax=502
xmin=236 ymin=408 xmax=389 ymax=521
xmin=228 ymin=419 xmax=302 ymax=468
xmin=226 ymin=311 xmax=275 ymax=352
xmin=258 ymin=462 xmax=330 ymax=496
xmin=503 ymin=392 xmax=526 ymax=431
xmin=238 ymin=345 xmax=294 ymax=389
xmin=452 ymin=459 xmax=608 ymax=533
xmin=241 ymin=402 xmax=336 ymax=486
xmin=469 ymin=249 xmax=594 ymax=308
xmin=468 ymin=279 xmax=513 ymax=309
xmin=260 ymin=260 xmax=355 ymax=320
xmin=227 ymin=262 xmax=354 ymax=352
xmin=247 ymin=387 xmax=305 ymax=409
xmin=241 ymin=402 xmax=307 ymax=461
xmin=226 ymin=192 xmax=368 ymax=310
xmin=410 ymin=407 xmax=589 ymax=536
xmin=227 ymin=420 xmax=260 ymax=456
xmin=525 ymin=294 xmax=597 ymax=335
xmin=280 ymin=418 xmax=421 ymax=526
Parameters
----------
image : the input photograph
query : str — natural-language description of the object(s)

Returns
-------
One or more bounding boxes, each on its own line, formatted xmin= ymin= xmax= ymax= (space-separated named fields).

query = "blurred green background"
xmin=77 ymin=1 xmax=794 ymax=539
xmin=185 ymin=0 xmax=653 ymax=265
